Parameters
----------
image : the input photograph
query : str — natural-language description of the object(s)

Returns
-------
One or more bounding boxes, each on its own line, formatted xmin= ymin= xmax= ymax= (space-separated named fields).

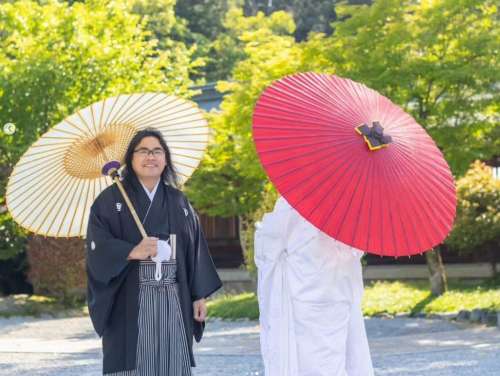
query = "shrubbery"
xmin=26 ymin=235 xmax=86 ymax=305
xmin=447 ymin=161 xmax=500 ymax=274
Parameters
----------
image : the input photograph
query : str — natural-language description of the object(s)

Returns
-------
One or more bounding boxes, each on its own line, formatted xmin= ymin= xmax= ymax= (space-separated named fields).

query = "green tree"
xmin=131 ymin=0 xmax=245 ymax=81
xmin=244 ymin=0 xmax=338 ymax=41
xmin=176 ymin=0 xmax=337 ymax=81
xmin=188 ymin=0 xmax=498 ymax=287
xmin=0 ymin=0 xmax=194 ymax=260
xmin=447 ymin=161 xmax=500 ymax=277
xmin=291 ymin=0 xmax=336 ymax=41
xmin=129 ymin=0 xmax=202 ymax=78
xmin=175 ymin=0 xmax=238 ymax=40
xmin=303 ymin=0 xmax=499 ymax=176
xmin=185 ymin=10 xmax=301 ymax=254
xmin=302 ymin=0 xmax=499 ymax=294
xmin=200 ymin=5 xmax=249 ymax=82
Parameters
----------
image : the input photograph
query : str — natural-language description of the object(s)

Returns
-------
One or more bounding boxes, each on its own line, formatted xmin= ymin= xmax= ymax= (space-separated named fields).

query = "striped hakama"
xmin=105 ymin=260 xmax=192 ymax=376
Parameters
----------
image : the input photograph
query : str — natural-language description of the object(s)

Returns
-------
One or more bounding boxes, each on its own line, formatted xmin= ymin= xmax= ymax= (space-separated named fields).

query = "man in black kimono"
xmin=86 ymin=129 xmax=222 ymax=374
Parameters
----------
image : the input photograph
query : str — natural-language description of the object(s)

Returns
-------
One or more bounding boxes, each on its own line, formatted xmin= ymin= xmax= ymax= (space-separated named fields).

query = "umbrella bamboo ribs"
xmin=252 ymin=72 xmax=456 ymax=257
xmin=6 ymin=93 xmax=208 ymax=238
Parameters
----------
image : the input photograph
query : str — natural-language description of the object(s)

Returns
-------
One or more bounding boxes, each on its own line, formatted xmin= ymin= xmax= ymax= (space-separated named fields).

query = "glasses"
xmin=133 ymin=148 xmax=165 ymax=158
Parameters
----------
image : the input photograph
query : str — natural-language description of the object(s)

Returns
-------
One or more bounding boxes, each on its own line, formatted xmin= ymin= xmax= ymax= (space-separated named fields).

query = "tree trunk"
xmin=238 ymin=215 xmax=255 ymax=262
xmin=488 ymin=242 xmax=498 ymax=279
xmin=237 ymin=215 xmax=248 ymax=256
xmin=425 ymin=247 xmax=447 ymax=296
xmin=237 ymin=214 xmax=259 ymax=278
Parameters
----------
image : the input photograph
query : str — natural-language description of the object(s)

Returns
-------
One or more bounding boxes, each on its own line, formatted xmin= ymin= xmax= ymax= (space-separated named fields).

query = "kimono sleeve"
xmin=86 ymin=204 xmax=135 ymax=285
xmin=86 ymin=201 xmax=136 ymax=336
xmin=185 ymin=199 xmax=222 ymax=301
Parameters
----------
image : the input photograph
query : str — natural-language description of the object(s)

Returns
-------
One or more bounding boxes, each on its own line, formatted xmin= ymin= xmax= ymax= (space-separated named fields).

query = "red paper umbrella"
xmin=252 ymin=72 xmax=456 ymax=257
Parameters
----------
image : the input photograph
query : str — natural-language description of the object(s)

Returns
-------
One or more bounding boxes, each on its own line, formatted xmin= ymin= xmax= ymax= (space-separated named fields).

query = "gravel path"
xmin=0 ymin=315 xmax=499 ymax=375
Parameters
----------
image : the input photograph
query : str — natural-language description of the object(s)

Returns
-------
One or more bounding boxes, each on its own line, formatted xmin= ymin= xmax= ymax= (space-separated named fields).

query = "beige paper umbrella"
xmin=6 ymin=93 xmax=209 ymax=238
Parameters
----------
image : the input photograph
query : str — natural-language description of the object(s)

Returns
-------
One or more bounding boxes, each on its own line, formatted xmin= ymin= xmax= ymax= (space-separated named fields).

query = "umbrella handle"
xmin=112 ymin=176 xmax=148 ymax=239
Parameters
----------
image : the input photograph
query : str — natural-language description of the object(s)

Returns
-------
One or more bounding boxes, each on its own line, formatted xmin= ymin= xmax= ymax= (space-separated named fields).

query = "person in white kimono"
xmin=254 ymin=196 xmax=374 ymax=376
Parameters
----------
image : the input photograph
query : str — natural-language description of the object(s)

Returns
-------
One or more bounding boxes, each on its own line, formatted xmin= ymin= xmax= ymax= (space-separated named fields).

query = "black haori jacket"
xmin=86 ymin=174 xmax=222 ymax=374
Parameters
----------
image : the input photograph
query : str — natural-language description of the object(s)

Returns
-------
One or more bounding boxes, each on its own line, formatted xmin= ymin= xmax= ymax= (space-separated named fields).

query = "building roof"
xmin=191 ymin=82 xmax=225 ymax=112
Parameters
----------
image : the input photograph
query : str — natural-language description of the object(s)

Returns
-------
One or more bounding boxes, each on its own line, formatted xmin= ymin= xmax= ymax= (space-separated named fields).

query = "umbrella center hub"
xmin=355 ymin=121 xmax=392 ymax=151
xmin=63 ymin=123 xmax=136 ymax=179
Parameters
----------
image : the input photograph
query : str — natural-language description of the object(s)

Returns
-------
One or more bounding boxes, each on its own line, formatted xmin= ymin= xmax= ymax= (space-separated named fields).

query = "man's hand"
xmin=193 ymin=298 xmax=207 ymax=322
xmin=127 ymin=237 xmax=158 ymax=260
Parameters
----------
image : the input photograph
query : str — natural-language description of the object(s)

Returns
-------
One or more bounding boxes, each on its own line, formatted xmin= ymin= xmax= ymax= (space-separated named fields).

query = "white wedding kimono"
xmin=254 ymin=197 xmax=374 ymax=376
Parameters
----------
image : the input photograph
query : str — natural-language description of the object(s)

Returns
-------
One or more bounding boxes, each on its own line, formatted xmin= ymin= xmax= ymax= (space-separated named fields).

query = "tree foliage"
xmin=447 ymin=161 xmax=500 ymax=254
xmin=0 ymin=0 xmax=194 ymax=259
xmin=244 ymin=0 xmax=338 ymax=41
xmin=130 ymin=0 xmax=202 ymax=75
xmin=189 ymin=0 xmax=499 ymax=222
xmin=175 ymin=0 xmax=238 ymax=40
xmin=173 ymin=0 xmax=338 ymax=80
xmin=303 ymin=0 xmax=499 ymax=175
xmin=185 ymin=10 xmax=300 ymax=216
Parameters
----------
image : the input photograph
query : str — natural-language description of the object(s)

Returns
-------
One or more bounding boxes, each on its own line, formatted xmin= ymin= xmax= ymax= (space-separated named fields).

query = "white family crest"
xmin=183 ymin=208 xmax=189 ymax=217
xmin=116 ymin=202 xmax=122 ymax=212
